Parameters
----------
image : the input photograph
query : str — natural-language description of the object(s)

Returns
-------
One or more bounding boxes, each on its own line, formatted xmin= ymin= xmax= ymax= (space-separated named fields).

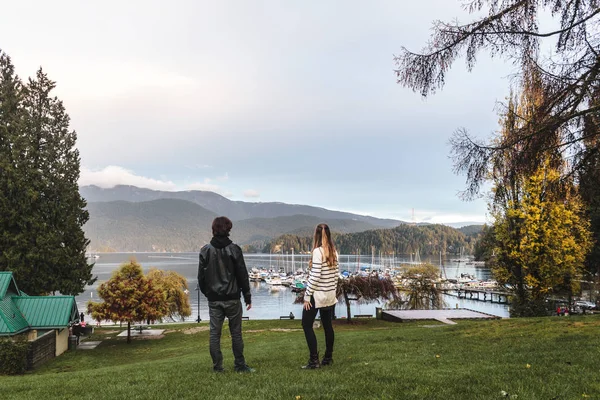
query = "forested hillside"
xmin=458 ymin=225 xmax=485 ymax=236
xmin=265 ymin=224 xmax=477 ymax=255
xmin=85 ymin=199 xmax=217 ymax=252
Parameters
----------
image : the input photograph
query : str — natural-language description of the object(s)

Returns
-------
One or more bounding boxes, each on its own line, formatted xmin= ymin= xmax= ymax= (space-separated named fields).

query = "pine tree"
xmin=578 ymin=90 xmax=600 ymax=299
xmin=0 ymin=51 xmax=34 ymax=291
xmin=579 ymin=143 xmax=600 ymax=294
xmin=0 ymin=49 xmax=93 ymax=295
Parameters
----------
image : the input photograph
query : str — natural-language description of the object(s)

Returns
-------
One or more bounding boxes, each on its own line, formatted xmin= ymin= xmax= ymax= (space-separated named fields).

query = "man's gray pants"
xmin=208 ymin=299 xmax=246 ymax=370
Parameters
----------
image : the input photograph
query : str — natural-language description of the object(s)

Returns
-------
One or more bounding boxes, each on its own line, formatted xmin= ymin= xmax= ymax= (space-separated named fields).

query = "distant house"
xmin=0 ymin=271 xmax=80 ymax=367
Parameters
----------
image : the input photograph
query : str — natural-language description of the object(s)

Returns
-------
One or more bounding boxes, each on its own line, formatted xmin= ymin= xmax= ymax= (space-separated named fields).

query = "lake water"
xmin=76 ymin=252 xmax=509 ymax=322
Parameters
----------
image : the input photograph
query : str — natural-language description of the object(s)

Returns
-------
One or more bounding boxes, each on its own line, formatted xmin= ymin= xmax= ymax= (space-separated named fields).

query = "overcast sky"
xmin=1 ymin=0 xmax=520 ymax=225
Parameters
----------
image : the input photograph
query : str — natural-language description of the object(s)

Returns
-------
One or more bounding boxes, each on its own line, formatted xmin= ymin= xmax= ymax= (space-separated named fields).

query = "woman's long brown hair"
xmin=312 ymin=223 xmax=338 ymax=266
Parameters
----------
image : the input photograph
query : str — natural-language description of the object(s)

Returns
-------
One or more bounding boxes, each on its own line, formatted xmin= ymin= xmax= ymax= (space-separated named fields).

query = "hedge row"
xmin=0 ymin=337 xmax=30 ymax=375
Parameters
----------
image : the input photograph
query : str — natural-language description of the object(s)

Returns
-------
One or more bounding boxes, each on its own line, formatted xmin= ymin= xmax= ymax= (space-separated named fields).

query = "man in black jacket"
xmin=198 ymin=216 xmax=254 ymax=373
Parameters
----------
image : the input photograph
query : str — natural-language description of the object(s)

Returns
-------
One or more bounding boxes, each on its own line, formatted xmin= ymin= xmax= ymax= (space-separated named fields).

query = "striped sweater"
xmin=304 ymin=247 xmax=339 ymax=308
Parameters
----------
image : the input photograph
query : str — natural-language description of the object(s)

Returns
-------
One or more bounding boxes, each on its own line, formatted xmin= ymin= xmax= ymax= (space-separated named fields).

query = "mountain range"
xmin=81 ymin=185 xmax=401 ymax=226
xmin=81 ymin=185 xmax=404 ymax=252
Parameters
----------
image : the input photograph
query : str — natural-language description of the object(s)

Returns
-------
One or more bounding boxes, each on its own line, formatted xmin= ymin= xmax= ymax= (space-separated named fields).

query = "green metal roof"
xmin=14 ymin=296 xmax=78 ymax=329
xmin=0 ymin=295 xmax=30 ymax=336
xmin=0 ymin=271 xmax=79 ymax=335
xmin=0 ymin=272 xmax=20 ymax=298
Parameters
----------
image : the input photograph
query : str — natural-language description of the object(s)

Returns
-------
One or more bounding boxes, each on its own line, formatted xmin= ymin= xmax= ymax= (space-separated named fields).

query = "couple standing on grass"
xmin=198 ymin=216 xmax=339 ymax=372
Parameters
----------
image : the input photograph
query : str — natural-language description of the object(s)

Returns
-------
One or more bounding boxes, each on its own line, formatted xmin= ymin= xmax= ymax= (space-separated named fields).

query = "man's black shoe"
xmin=235 ymin=365 xmax=256 ymax=373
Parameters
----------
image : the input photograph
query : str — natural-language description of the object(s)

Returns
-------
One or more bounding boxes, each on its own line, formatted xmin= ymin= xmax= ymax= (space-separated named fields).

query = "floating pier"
xmin=382 ymin=309 xmax=501 ymax=325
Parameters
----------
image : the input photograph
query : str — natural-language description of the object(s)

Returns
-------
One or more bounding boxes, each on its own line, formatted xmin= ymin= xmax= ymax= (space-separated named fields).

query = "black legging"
xmin=302 ymin=297 xmax=334 ymax=357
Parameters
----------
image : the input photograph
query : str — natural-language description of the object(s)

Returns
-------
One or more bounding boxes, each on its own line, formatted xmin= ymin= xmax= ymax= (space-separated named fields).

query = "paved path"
xmin=78 ymin=341 xmax=102 ymax=350
xmin=117 ymin=329 xmax=165 ymax=337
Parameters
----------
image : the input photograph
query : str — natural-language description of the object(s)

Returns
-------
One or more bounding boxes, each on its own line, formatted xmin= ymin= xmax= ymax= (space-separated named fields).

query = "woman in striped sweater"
xmin=302 ymin=223 xmax=339 ymax=369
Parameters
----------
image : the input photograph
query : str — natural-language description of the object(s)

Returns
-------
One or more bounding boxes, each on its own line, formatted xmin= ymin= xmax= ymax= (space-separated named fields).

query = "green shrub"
xmin=509 ymin=294 xmax=550 ymax=317
xmin=0 ymin=337 xmax=30 ymax=375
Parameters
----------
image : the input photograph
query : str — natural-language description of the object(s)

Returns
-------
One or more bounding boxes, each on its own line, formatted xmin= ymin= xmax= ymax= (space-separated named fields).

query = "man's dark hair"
xmin=212 ymin=216 xmax=233 ymax=236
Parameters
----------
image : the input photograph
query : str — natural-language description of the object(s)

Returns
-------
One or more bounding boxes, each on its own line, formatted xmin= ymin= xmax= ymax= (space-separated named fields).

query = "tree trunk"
xmin=343 ymin=290 xmax=352 ymax=324
xmin=127 ymin=321 xmax=131 ymax=344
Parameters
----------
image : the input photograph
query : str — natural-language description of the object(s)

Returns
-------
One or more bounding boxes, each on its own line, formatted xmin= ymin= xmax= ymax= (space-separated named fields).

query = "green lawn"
xmin=2 ymin=316 xmax=600 ymax=399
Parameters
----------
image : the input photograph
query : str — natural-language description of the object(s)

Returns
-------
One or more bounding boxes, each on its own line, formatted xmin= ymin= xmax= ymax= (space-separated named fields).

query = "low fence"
xmin=27 ymin=330 xmax=55 ymax=370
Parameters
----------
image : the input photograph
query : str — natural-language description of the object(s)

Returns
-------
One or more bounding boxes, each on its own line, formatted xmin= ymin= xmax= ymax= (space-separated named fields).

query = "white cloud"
xmin=79 ymin=166 xmax=176 ymax=190
xmin=243 ymin=189 xmax=260 ymax=198
xmin=80 ymin=165 xmax=236 ymax=197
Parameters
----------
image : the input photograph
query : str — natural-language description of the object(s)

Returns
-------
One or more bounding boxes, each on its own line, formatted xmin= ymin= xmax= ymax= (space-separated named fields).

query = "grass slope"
xmin=2 ymin=317 xmax=600 ymax=399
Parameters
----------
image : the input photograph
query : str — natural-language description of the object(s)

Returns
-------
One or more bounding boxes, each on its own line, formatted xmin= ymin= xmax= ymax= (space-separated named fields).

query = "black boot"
xmin=302 ymin=353 xmax=320 ymax=369
xmin=321 ymin=354 xmax=333 ymax=366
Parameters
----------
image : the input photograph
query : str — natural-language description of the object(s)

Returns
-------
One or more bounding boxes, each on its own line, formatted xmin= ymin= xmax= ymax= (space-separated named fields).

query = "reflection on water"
xmin=76 ymin=252 xmax=509 ymax=321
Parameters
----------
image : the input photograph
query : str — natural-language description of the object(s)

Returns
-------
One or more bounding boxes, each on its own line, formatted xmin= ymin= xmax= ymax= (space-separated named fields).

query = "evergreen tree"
xmin=0 ymin=51 xmax=35 ymax=292
xmin=579 ymin=140 xmax=600 ymax=293
xmin=578 ymin=91 xmax=600 ymax=299
xmin=0 ymin=49 xmax=93 ymax=295
xmin=473 ymin=225 xmax=495 ymax=262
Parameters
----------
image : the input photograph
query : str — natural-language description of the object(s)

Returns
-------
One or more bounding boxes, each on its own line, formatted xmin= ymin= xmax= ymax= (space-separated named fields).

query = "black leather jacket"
xmin=198 ymin=241 xmax=251 ymax=304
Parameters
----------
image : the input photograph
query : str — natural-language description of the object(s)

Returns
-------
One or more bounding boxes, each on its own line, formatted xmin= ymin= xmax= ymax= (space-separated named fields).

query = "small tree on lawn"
xmin=87 ymin=259 xmax=169 ymax=343
xmin=147 ymin=268 xmax=191 ymax=322
xmin=294 ymin=275 xmax=398 ymax=323
xmin=337 ymin=275 xmax=398 ymax=323
xmin=396 ymin=264 xmax=445 ymax=310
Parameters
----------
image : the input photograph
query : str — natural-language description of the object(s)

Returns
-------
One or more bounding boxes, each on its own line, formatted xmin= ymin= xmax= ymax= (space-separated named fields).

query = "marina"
xmin=76 ymin=252 xmax=511 ymax=321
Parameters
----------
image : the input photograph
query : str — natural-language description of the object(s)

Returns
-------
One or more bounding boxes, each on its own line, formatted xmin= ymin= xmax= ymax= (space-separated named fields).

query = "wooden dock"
xmin=382 ymin=309 xmax=501 ymax=325
xmin=442 ymin=288 xmax=511 ymax=304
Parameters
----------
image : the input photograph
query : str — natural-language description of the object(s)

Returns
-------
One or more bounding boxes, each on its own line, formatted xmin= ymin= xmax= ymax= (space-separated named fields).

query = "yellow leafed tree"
xmin=87 ymin=259 xmax=169 ymax=343
xmin=485 ymin=69 xmax=592 ymax=316
xmin=492 ymin=163 xmax=591 ymax=315
xmin=146 ymin=268 xmax=192 ymax=322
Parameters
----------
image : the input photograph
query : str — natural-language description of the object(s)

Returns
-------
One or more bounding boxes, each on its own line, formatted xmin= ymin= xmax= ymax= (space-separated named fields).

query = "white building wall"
xmin=55 ymin=328 xmax=69 ymax=356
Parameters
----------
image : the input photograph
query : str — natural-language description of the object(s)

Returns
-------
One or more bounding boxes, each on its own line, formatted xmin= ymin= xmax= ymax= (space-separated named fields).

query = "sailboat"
xmin=451 ymin=247 xmax=469 ymax=263
xmin=439 ymin=251 xmax=447 ymax=280
xmin=414 ymin=248 xmax=422 ymax=264
xmin=86 ymin=246 xmax=99 ymax=260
